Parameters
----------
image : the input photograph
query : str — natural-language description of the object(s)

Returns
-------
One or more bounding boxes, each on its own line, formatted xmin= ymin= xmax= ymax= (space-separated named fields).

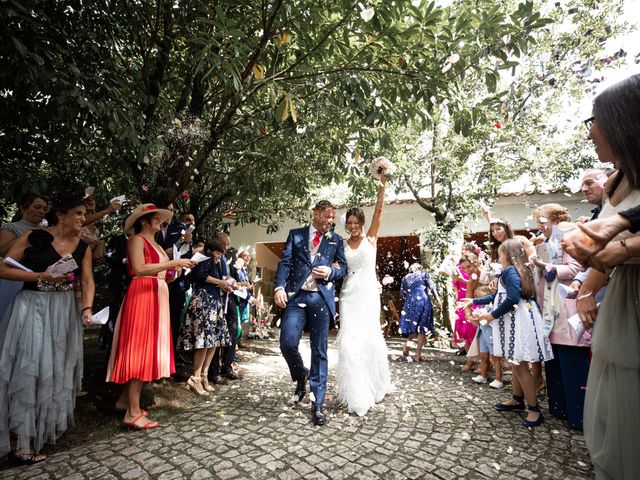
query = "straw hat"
xmin=124 ymin=203 xmax=173 ymax=234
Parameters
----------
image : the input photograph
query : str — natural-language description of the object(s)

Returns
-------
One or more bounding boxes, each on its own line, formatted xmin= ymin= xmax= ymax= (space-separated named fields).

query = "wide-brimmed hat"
xmin=124 ymin=203 xmax=173 ymax=234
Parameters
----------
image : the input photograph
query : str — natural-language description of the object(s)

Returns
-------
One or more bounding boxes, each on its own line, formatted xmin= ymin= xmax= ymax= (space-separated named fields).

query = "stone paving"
xmin=1 ymin=335 xmax=593 ymax=480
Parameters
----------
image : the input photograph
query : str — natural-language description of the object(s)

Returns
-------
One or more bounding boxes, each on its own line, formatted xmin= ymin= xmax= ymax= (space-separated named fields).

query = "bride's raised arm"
xmin=366 ymin=173 xmax=387 ymax=243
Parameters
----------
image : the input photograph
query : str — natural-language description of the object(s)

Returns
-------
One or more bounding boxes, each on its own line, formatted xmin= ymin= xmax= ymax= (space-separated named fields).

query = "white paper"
xmin=4 ymin=257 xmax=33 ymax=272
xmin=191 ymin=252 xmax=209 ymax=264
xmin=178 ymin=243 xmax=190 ymax=256
xmin=566 ymin=312 xmax=586 ymax=342
xmin=110 ymin=194 xmax=126 ymax=204
xmin=49 ymin=258 xmax=78 ymax=278
xmin=556 ymin=282 xmax=576 ymax=299
xmin=233 ymin=288 xmax=248 ymax=299
xmin=90 ymin=307 xmax=110 ymax=325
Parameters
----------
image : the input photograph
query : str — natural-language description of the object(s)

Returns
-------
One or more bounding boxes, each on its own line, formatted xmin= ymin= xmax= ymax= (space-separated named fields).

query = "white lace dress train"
xmin=336 ymin=239 xmax=393 ymax=416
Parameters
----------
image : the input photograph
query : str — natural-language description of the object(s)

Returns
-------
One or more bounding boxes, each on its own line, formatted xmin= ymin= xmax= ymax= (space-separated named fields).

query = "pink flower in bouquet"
xmin=67 ymin=273 xmax=75 ymax=282
xmin=370 ymin=156 xmax=395 ymax=180
xmin=180 ymin=192 xmax=190 ymax=199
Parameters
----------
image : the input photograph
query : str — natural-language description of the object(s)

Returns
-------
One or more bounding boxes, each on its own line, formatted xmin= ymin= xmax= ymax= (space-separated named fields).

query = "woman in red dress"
xmin=106 ymin=204 xmax=194 ymax=430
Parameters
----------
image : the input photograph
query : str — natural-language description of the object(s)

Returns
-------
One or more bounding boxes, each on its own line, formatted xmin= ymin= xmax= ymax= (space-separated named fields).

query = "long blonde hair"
xmin=498 ymin=239 xmax=536 ymax=299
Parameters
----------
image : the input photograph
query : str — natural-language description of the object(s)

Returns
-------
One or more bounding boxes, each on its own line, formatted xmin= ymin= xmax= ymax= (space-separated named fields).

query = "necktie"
xmin=313 ymin=230 xmax=322 ymax=248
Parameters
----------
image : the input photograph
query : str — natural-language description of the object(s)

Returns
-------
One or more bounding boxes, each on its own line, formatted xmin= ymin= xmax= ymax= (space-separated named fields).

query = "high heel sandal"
xmin=523 ymin=404 xmax=545 ymax=428
xmin=201 ymin=375 xmax=215 ymax=392
xmin=187 ymin=375 xmax=210 ymax=396
xmin=11 ymin=450 xmax=47 ymax=465
xmin=495 ymin=394 xmax=526 ymax=412
xmin=123 ymin=412 xmax=159 ymax=431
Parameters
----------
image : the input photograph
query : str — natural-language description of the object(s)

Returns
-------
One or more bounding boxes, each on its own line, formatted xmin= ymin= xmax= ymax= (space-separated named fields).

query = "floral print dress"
xmin=178 ymin=258 xmax=230 ymax=350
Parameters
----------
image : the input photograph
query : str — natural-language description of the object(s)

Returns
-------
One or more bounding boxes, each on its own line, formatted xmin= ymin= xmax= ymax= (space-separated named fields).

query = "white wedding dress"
xmin=336 ymin=238 xmax=393 ymax=416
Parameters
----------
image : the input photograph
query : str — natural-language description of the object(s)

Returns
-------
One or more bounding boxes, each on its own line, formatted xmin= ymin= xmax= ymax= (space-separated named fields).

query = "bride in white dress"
xmin=336 ymin=174 xmax=393 ymax=416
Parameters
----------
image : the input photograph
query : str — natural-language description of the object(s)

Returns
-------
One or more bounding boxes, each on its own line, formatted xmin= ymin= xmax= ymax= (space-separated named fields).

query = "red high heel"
xmin=123 ymin=413 xmax=159 ymax=430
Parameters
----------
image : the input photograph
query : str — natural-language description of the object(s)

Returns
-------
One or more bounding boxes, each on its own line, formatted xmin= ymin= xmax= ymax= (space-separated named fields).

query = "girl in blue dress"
xmin=460 ymin=239 xmax=553 ymax=428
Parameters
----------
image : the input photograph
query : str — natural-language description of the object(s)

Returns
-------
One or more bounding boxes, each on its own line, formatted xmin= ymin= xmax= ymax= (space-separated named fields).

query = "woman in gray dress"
xmin=564 ymin=74 xmax=640 ymax=480
xmin=0 ymin=194 xmax=94 ymax=464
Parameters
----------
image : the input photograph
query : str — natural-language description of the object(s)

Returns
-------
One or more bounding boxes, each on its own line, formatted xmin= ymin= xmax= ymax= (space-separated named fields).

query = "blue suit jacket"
xmin=274 ymin=226 xmax=347 ymax=318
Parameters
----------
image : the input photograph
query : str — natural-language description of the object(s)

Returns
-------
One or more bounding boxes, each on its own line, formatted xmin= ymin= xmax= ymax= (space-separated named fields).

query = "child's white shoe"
xmin=489 ymin=380 xmax=504 ymax=389
xmin=471 ymin=375 xmax=487 ymax=384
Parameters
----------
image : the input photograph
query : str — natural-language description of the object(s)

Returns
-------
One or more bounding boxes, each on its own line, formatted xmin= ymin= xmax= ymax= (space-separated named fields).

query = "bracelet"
xmin=620 ymin=239 xmax=632 ymax=257
xmin=81 ymin=306 xmax=93 ymax=313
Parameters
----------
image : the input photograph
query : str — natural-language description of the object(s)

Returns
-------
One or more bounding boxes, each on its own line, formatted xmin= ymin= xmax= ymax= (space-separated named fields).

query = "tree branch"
xmin=405 ymin=176 xmax=436 ymax=213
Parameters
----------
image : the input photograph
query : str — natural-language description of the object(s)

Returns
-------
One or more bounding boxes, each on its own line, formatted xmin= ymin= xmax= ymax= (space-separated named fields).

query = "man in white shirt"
xmin=274 ymin=201 xmax=347 ymax=426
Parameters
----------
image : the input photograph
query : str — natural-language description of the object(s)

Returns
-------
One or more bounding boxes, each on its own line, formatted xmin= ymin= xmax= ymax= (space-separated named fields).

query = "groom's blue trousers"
xmin=280 ymin=291 xmax=330 ymax=406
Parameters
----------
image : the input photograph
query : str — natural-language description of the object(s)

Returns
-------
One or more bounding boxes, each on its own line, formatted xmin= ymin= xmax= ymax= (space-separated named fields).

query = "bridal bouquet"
xmin=369 ymin=156 xmax=395 ymax=180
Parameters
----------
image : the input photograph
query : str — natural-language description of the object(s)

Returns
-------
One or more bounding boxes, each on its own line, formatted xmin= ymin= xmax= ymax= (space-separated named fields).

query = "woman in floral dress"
xmin=178 ymin=239 xmax=231 ymax=395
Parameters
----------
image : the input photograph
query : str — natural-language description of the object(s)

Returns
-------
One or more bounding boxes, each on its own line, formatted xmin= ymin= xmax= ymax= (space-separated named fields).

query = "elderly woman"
xmin=106 ymin=204 xmax=194 ymax=430
xmin=0 ymin=193 xmax=50 ymax=319
xmin=0 ymin=194 xmax=94 ymax=464
xmin=530 ymin=203 xmax=586 ymax=428
xmin=563 ymin=74 xmax=640 ymax=480
xmin=178 ymin=239 xmax=231 ymax=396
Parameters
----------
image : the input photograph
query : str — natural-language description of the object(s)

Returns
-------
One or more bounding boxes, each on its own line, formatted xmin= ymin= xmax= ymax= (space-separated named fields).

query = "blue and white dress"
xmin=475 ymin=266 xmax=553 ymax=363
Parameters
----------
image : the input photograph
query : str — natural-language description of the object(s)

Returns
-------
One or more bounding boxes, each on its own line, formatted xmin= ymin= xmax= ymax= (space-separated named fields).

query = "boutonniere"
xmin=324 ymin=231 xmax=333 ymax=241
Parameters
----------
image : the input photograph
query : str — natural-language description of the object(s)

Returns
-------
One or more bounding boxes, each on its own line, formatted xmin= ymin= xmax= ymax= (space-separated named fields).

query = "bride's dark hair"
xmin=345 ymin=207 xmax=365 ymax=227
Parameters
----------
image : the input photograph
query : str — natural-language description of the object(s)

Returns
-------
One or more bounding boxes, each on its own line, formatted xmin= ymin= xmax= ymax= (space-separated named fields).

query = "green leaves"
xmin=0 ymin=0 xmax=626 ymax=232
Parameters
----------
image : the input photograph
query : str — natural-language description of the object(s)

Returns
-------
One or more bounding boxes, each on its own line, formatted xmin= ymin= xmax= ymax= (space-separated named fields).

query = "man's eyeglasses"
xmin=583 ymin=116 xmax=595 ymax=130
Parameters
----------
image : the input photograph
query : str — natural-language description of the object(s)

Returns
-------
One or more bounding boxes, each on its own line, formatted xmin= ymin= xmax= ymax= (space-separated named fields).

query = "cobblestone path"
xmin=0 ymin=336 xmax=593 ymax=479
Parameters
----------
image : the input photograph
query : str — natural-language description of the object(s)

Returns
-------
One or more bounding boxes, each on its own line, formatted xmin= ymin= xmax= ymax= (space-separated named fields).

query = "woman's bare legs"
xmin=416 ymin=334 xmax=426 ymax=361
xmin=123 ymin=379 xmax=155 ymax=427
xmin=403 ymin=333 xmax=416 ymax=356
xmin=201 ymin=346 xmax=217 ymax=391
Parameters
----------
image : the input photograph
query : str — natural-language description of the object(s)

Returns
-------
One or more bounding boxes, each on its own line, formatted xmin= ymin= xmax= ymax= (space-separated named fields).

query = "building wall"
xmin=229 ymin=192 xmax=593 ymax=252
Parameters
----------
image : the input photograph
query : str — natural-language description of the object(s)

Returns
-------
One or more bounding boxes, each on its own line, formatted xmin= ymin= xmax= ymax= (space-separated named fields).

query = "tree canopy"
xmin=1 ymin=0 xmax=578 ymax=236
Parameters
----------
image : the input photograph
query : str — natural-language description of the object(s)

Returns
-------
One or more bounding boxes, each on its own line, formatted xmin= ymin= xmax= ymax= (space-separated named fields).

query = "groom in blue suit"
xmin=274 ymin=200 xmax=347 ymax=425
